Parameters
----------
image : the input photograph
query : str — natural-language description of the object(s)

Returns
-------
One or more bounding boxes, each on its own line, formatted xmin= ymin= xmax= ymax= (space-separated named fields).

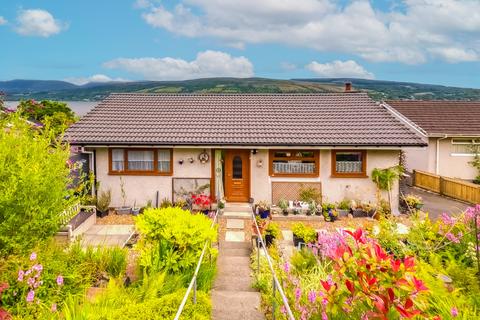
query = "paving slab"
xmin=81 ymin=224 xmax=134 ymax=248
xmin=223 ymin=211 xmax=251 ymax=217
xmin=226 ymin=219 xmax=245 ymax=229
xmin=281 ymin=230 xmax=293 ymax=241
xmin=225 ymin=231 xmax=245 ymax=242
xmin=211 ymin=290 xmax=264 ymax=320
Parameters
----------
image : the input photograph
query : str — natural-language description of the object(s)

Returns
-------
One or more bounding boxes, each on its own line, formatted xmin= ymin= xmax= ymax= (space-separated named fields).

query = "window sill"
xmin=330 ymin=173 xmax=368 ymax=179
xmin=108 ymin=171 xmax=172 ymax=176
xmin=270 ymin=173 xmax=319 ymax=178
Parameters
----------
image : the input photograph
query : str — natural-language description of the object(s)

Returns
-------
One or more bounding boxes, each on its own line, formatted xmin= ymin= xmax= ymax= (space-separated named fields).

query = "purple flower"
xmin=322 ymin=311 xmax=328 ymax=320
xmin=27 ymin=277 xmax=35 ymax=286
xmin=294 ymin=287 xmax=302 ymax=301
xmin=451 ymin=307 xmax=458 ymax=317
xmin=307 ymin=290 xmax=316 ymax=303
xmin=446 ymin=232 xmax=460 ymax=244
xmin=17 ymin=270 xmax=25 ymax=282
xmin=26 ymin=290 xmax=35 ymax=303
xmin=56 ymin=275 xmax=64 ymax=286
xmin=32 ymin=264 xmax=43 ymax=272
xmin=441 ymin=213 xmax=455 ymax=226
xmin=30 ymin=252 xmax=37 ymax=261
xmin=283 ymin=262 xmax=290 ymax=273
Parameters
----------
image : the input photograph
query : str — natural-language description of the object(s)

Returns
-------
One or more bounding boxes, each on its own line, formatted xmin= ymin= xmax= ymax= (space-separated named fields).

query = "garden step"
xmin=223 ymin=211 xmax=251 ymax=218
xmin=211 ymin=290 xmax=264 ymax=320
xmin=213 ymin=274 xmax=257 ymax=292
xmin=219 ymin=240 xmax=251 ymax=250
xmin=226 ymin=218 xmax=245 ymax=229
xmin=225 ymin=230 xmax=245 ymax=242
xmin=219 ymin=248 xmax=251 ymax=257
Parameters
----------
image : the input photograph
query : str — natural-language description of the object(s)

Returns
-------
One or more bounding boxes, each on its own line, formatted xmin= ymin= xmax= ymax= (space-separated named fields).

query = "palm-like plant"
xmin=371 ymin=165 xmax=404 ymax=215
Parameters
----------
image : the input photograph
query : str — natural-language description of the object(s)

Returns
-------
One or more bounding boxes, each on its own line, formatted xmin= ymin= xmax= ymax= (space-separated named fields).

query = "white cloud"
xmin=65 ymin=74 xmax=128 ymax=86
xmin=0 ymin=16 xmax=7 ymax=25
xmin=15 ymin=9 xmax=66 ymax=37
xmin=138 ymin=0 xmax=480 ymax=64
xmin=306 ymin=60 xmax=375 ymax=79
xmin=103 ymin=50 xmax=254 ymax=80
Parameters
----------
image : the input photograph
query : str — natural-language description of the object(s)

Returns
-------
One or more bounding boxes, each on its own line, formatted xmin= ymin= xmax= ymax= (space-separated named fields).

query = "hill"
xmin=1 ymin=77 xmax=479 ymax=101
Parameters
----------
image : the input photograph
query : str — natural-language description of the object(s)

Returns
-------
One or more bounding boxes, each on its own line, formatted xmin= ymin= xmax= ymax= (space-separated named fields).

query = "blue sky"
xmin=0 ymin=0 xmax=479 ymax=87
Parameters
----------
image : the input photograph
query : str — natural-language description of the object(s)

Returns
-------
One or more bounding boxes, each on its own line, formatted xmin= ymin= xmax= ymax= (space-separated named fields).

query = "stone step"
xmin=224 ymin=203 xmax=252 ymax=211
xmin=219 ymin=241 xmax=252 ymax=250
xmin=226 ymin=218 xmax=245 ymax=229
xmin=217 ymin=263 xmax=252 ymax=278
xmin=213 ymin=275 xmax=256 ymax=292
xmin=217 ymin=255 xmax=250 ymax=266
xmin=225 ymin=230 xmax=245 ymax=242
xmin=219 ymin=248 xmax=251 ymax=257
xmin=223 ymin=211 xmax=251 ymax=218
xmin=211 ymin=290 xmax=264 ymax=320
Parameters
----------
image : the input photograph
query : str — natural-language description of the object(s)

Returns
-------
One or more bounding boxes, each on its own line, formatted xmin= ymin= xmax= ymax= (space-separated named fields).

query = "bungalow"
xmin=65 ymin=92 xmax=426 ymax=213
xmin=385 ymin=100 xmax=480 ymax=180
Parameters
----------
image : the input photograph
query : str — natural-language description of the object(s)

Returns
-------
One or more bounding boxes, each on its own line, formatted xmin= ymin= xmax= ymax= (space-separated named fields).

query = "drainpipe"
xmin=436 ymin=135 xmax=448 ymax=175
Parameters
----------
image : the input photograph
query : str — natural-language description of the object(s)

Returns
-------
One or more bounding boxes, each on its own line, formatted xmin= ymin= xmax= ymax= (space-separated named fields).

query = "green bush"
xmin=0 ymin=114 xmax=72 ymax=257
xmin=135 ymin=207 xmax=217 ymax=274
xmin=291 ymin=223 xmax=317 ymax=243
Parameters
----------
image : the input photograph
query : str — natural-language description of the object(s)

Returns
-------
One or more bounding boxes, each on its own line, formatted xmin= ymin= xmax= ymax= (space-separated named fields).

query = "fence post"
xmin=272 ymin=276 xmax=276 ymax=320
xmin=412 ymin=170 xmax=416 ymax=187
xmin=439 ymin=176 xmax=445 ymax=196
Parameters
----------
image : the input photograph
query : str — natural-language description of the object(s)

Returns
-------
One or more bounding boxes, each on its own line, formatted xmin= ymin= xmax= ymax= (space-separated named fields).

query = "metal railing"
xmin=174 ymin=208 xmax=219 ymax=320
xmin=252 ymin=210 xmax=295 ymax=320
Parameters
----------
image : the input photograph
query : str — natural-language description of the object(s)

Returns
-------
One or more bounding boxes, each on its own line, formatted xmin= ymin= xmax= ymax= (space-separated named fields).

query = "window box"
xmin=331 ymin=150 xmax=367 ymax=178
xmin=269 ymin=150 xmax=319 ymax=177
xmin=108 ymin=148 xmax=173 ymax=176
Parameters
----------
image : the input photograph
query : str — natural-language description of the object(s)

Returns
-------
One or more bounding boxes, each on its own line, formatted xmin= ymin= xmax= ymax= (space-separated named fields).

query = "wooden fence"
xmin=413 ymin=170 xmax=480 ymax=204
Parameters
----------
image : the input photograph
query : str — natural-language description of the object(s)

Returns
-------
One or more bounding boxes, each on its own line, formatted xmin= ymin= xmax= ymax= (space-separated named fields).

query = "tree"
xmin=371 ymin=165 xmax=403 ymax=216
xmin=0 ymin=114 xmax=73 ymax=257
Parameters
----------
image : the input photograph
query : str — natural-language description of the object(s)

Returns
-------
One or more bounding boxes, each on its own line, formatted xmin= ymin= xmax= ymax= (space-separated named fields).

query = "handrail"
xmin=251 ymin=210 xmax=295 ymax=320
xmin=174 ymin=208 xmax=219 ymax=320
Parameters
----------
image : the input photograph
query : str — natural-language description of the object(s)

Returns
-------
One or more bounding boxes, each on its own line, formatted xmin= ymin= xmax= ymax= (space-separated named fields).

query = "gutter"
xmin=380 ymin=102 xmax=428 ymax=138
xmin=436 ymin=135 xmax=449 ymax=174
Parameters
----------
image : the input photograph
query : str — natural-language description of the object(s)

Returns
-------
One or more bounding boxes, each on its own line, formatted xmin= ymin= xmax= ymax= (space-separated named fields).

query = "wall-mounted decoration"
xmin=172 ymin=178 xmax=211 ymax=203
xmin=198 ymin=150 xmax=210 ymax=164
xmin=188 ymin=157 xmax=195 ymax=164
xmin=256 ymin=160 xmax=263 ymax=167
xmin=178 ymin=159 xmax=184 ymax=165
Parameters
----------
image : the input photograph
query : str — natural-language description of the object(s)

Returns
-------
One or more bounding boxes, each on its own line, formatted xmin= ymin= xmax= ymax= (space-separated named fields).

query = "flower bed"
xmin=252 ymin=205 xmax=480 ymax=319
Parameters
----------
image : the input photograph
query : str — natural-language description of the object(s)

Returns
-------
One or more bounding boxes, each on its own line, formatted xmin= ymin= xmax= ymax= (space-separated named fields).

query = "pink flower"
xmin=27 ymin=277 xmax=35 ymax=286
xmin=280 ymin=305 xmax=287 ymax=315
xmin=295 ymin=287 xmax=302 ymax=301
xmin=32 ymin=264 xmax=43 ymax=272
xmin=17 ymin=270 xmax=24 ymax=282
xmin=322 ymin=311 xmax=328 ymax=320
xmin=51 ymin=303 xmax=57 ymax=312
xmin=451 ymin=307 xmax=458 ymax=317
xmin=441 ymin=213 xmax=455 ymax=226
xmin=26 ymin=290 xmax=35 ymax=303
xmin=446 ymin=232 xmax=460 ymax=244
xmin=308 ymin=290 xmax=316 ymax=303
xmin=30 ymin=252 xmax=37 ymax=261
xmin=56 ymin=275 xmax=64 ymax=286
xmin=283 ymin=262 xmax=290 ymax=273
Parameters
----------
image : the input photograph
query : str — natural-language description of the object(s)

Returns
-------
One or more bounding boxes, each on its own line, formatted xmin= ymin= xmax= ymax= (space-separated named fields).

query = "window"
xmin=451 ymin=138 xmax=480 ymax=155
xmin=109 ymin=148 xmax=172 ymax=175
xmin=233 ymin=156 xmax=243 ymax=178
xmin=331 ymin=150 xmax=367 ymax=177
xmin=269 ymin=150 xmax=319 ymax=177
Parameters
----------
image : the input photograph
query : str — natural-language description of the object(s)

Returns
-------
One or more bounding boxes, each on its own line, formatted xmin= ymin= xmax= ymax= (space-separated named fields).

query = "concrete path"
xmin=402 ymin=185 xmax=469 ymax=220
xmin=81 ymin=224 xmax=135 ymax=248
xmin=212 ymin=215 xmax=264 ymax=320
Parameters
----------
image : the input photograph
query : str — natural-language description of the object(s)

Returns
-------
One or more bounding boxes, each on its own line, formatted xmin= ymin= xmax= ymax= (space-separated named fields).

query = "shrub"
xmin=291 ymin=223 xmax=317 ymax=243
xmin=299 ymin=185 xmax=321 ymax=203
xmin=0 ymin=114 xmax=72 ymax=257
xmin=135 ymin=207 xmax=217 ymax=274
xmin=265 ymin=222 xmax=282 ymax=239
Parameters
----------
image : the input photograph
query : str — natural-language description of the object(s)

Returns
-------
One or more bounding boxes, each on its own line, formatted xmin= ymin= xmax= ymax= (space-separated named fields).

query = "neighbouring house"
xmin=65 ymin=92 xmax=426 ymax=213
xmin=385 ymin=100 xmax=480 ymax=180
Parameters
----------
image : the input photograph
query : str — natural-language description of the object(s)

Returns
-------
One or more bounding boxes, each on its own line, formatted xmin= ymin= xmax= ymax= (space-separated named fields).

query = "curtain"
xmin=215 ymin=150 xmax=224 ymax=200
xmin=157 ymin=149 xmax=171 ymax=172
xmin=127 ymin=150 xmax=154 ymax=171
xmin=112 ymin=149 xmax=124 ymax=171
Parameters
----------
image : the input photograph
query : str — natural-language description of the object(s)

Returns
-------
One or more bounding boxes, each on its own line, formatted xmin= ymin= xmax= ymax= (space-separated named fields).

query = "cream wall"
xmin=404 ymin=138 xmax=477 ymax=180
xmin=250 ymin=149 xmax=401 ymax=213
xmin=94 ymin=148 xmax=212 ymax=207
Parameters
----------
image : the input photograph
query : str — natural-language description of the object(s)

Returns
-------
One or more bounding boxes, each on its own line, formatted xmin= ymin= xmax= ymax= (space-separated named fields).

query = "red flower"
xmin=403 ymin=256 xmax=415 ymax=271
xmin=320 ymin=280 xmax=332 ymax=292
xmin=412 ymin=277 xmax=428 ymax=292
xmin=345 ymin=228 xmax=366 ymax=244
xmin=391 ymin=258 xmax=402 ymax=272
xmin=345 ymin=279 xmax=355 ymax=294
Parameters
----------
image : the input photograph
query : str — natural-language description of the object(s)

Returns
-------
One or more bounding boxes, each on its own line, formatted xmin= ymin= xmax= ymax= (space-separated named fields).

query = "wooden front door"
xmin=225 ymin=149 xmax=250 ymax=202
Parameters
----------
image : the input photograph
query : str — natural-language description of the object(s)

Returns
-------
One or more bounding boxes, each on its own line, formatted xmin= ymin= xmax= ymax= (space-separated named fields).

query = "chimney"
xmin=344 ymin=82 xmax=352 ymax=92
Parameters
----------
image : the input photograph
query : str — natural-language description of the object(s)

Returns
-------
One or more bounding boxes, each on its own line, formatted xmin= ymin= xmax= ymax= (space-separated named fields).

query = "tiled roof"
xmin=65 ymin=93 xmax=426 ymax=146
xmin=387 ymin=100 xmax=480 ymax=136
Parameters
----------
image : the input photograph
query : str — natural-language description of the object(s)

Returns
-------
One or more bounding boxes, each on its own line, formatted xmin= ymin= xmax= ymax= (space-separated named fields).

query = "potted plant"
xmin=336 ymin=199 xmax=350 ymax=217
xmin=307 ymin=201 xmax=317 ymax=216
xmin=403 ymin=194 xmax=423 ymax=210
xmin=256 ymin=200 xmax=271 ymax=219
xmin=291 ymin=223 xmax=317 ymax=247
xmin=252 ymin=215 xmax=267 ymax=238
xmin=174 ymin=199 xmax=188 ymax=210
xmin=116 ymin=177 xmax=132 ymax=215
xmin=217 ymin=199 xmax=225 ymax=213
xmin=96 ymin=189 xmax=111 ymax=218
xmin=264 ymin=222 xmax=282 ymax=247
xmin=321 ymin=202 xmax=336 ymax=221
xmin=278 ymin=198 xmax=289 ymax=216
xmin=132 ymin=200 xmax=141 ymax=216
xmin=192 ymin=194 xmax=211 ymax=214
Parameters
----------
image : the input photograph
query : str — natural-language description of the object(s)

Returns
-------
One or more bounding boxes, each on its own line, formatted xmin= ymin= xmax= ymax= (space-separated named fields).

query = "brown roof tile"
xmin=65 ymin=93 xmax=426 ymax=146
xmin=387 ymin=100 xmax=480 ymax=136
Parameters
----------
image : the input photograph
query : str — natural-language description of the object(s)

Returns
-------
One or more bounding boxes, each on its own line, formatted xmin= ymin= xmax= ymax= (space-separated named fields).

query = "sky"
xmin=0 ymin=0 xmax=479 ymax=88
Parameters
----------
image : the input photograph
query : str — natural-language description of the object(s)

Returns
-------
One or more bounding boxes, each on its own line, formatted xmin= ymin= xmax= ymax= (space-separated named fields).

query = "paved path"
xmin=211 ymin=215 xmax=264 ymax=320
xmin=81 ymin=224 xmax=135 ymax=247
xmin=402 ymin=185 xmax=469 ymax=220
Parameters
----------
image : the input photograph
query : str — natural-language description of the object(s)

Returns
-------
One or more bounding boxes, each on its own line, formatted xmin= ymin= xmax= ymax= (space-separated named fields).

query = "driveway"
xmin=402 ymin=185 xmax=469 ymax=220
